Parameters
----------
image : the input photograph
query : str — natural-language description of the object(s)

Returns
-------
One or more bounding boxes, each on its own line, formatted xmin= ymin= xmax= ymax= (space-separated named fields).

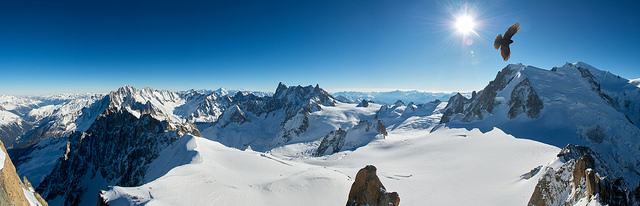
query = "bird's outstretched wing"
xmin=503 ymin=22 xmax=520 ymax=39
xmin=494 ymin=34 xmax=502 ymax=50
xmin=500 ymin=44 xmax=511 ymax=61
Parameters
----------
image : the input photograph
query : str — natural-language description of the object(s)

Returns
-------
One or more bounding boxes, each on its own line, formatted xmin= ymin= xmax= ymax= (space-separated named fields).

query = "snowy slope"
xmin=102 ymin=127 xmax=560 ymax=205
xmin=376 ymin=100 xmax=447 ymax=132
xmin=441 ymin=62 xmax=640 ymax=192
xmin=0 ymin=110 xmax=21 ymax=127
xmin=630 ymin=78 xmax=640 ymax=87
xmin=0 ymin=95 xmax=41 ymax=115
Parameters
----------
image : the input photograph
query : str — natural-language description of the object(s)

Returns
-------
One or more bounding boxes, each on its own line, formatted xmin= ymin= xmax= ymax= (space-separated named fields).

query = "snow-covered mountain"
xmin=199 ymin=83 xmax=385 ymax=152
xmin=3 ymin=62 xmax=640 ymax=206
xmin=181 ymin=88 xmax=273 ymax=97
xmin=7 ymin=83 xmax=390 ymax=205
xmin=439 ymin=62 xmax=640 ymax=204
xmin=0 ymin=94 xmax=105 ymax=149
xmin=332 ymin=90 xmax=469 ymax=105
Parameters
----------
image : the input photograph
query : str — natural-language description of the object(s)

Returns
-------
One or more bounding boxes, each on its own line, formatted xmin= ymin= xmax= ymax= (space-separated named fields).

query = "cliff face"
xmin=36 ymin=107 xmax=199 ymax=205
xmin=0 ymin=140 xmax=47 ymax=206
xmin=528 ymin=144 xmax=640 ymax=205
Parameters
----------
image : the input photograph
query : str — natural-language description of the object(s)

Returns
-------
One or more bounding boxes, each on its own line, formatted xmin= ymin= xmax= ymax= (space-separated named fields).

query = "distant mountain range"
xmin=332 ymin=90 xmax=470 ymax=105
xmin=1 ymin=62 xmax=639 ymax=205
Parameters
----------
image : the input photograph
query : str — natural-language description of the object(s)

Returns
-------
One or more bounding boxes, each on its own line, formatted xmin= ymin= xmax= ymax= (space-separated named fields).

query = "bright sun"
xmin=455 ymin=15 xmax=476 ymax=35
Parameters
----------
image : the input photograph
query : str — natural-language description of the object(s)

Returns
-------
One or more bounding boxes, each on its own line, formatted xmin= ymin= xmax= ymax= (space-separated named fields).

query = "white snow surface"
xmin=0 ymin=144 xmax=5 ymax=170
xmin=22 ymin=187 xmax=44 ymax=206
xmin=0 ymin=95 xmax=41 ymax=112
xmin=103 ymin=126 xmax=560 ymax=205
xmin=630 ymin=78 xmax=640 ymax=87
xmin=376 ymin=101 xmax=447 ymax=132
xmin=0 ymin=110 xmax=21 ymax=127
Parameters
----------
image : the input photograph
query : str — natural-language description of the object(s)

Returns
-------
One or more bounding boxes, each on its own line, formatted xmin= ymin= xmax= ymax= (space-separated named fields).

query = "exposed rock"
xmin=376 ymin=120 xmax=388 ymax=136
xmin=528 ymin=144 xmax=640 ymax=206
xmin=576 ymin=66 xmax=614 ymax=105
xmin=520 ymin=165 xmax=542 ymax=180
xmin=439 ymin=93 xmax=469 ymax=124
xmin=440 ymin=65 xmax=546 ymax=123
xmin=585 ymin=169 xmax=599 ymax=199
xmin=357 ymin=100 xmax=370 ymax=107
xmin=461 ymin=66 xmax=516 ymax=121
xmin=314 ymin=128 xmax=347 ymax=156
xmin=37 ymin=107 xmax=198 ymax=205
xmin=528 ymin=159 xmax=576 ymax=206
xmin=346 ymin=165 xmax=399 ymax=206
xmin=507 ymin=78 xmax=543 ymax=119
xmin=0 ymin=140 xmax=48 ymax=206
xmin=314 ymin=120 xmax=387 ymax=156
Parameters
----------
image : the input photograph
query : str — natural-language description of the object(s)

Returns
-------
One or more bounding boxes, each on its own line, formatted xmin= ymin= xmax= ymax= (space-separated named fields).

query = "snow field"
xmin=104 ymin=125 xmax=560 ymax=206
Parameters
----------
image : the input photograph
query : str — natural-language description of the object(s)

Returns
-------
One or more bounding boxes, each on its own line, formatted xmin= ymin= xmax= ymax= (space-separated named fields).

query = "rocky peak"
xmin=406 ymin=102 xmax=417 ymax=111
xmin=439 ymin=64 xmax=547 ymax=123
xmin=273 ymin=83 xmax=336 ymax=107
xmin=440 ymin=93 xmax=469 ymax=124
xmin=275 ymin=82 xmax=288 ymax=97
xmin=346 ymin=165 xmax=399 ymax=206
xmin=507 ymin=78 xmax=543 ymax=119
xmin=393 ymin=100 xmax=405 ymax=107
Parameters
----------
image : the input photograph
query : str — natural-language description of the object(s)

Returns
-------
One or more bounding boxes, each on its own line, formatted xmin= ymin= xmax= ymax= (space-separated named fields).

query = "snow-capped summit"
xmin=439 ymin=62 xmax=640 ymax=195
xmin=4 ymin=63 xmax=639 ymax=206
xmin=273 ymin=82 xmax=336 ymax=107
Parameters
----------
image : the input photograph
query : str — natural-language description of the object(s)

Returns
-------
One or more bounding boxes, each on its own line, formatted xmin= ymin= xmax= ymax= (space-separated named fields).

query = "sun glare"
xmin=455 ymin=15 xmax=476 ymax=35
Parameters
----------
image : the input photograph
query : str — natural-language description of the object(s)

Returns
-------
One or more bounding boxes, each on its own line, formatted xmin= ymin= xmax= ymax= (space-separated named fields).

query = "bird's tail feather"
xmin=494 ymin=34 xmax=502 ymax=50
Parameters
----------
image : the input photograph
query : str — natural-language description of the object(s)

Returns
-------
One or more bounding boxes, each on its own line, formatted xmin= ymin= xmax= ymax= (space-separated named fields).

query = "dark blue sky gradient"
xmin=1 ymin=0 xmax=638 ymax=95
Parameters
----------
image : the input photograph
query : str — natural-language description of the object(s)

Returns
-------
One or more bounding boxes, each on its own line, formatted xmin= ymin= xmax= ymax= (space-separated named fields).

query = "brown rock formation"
xmin=0 ymin=140 xmax=48 ymax=206
xmin=585 ymin=169 xmax=600 ymax=199
xmin=528 ymin=144 xmax=640 ymax=205
xmin=346 ymin=165 xmax=400 ymax=206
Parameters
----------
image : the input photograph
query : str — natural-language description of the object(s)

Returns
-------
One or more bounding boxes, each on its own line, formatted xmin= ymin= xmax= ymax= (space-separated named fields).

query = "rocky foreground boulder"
xmin=0 ymin=140 xmax=48 ymax=206
xmin=346 ymin=165 xmax=399 ymax=206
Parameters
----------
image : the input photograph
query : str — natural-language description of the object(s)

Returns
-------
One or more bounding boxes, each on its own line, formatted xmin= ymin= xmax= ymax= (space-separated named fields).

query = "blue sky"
xmin=1 ymin=0 xmax=638 ymax=95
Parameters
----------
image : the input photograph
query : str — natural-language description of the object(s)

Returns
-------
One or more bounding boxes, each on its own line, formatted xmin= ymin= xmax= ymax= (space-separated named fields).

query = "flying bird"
xmin=494 ymin=22 xmax=520 ymax=61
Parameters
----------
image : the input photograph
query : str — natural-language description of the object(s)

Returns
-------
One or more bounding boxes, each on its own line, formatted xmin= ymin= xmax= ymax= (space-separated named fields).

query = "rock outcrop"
xmin=346 ymin=165 xmax=399 ymax=206
xmin=528 ymin=144 xmax=640 ymax=205
xmin=356 ymin=100 xmax=370 ymax=107
xmin=507 ymin=78 xmax=543 ymax=119
xmin=0 ymin=140 xmax=48 ymax=206
xmin=314 ymin=120 xmax=387 ymax=156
